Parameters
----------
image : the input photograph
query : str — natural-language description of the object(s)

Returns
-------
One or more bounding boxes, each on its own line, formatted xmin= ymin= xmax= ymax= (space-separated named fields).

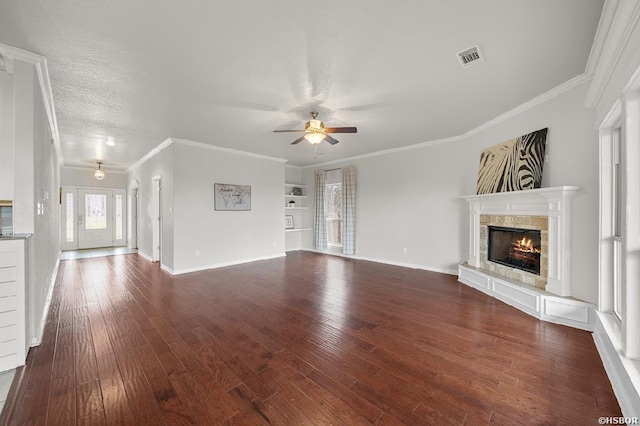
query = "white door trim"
xmin=151 ymin=175 xmax=161 ymax=262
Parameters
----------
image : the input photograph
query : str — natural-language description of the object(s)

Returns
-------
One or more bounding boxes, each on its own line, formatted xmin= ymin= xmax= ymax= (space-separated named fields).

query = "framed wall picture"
xmin=285 ymin=215 xmax=294 ymax=229
xmin=214 ymin=183 xmax=251 ymax=211
xmin=476 ymin=128 xmax=548 ymax=194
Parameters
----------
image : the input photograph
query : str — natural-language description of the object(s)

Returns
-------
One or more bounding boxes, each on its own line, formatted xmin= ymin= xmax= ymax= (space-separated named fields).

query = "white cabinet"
xmin=284 ymin=183 xmax=311 ymax=251
xmin=0 ymin=236 xmax=30 ymax=372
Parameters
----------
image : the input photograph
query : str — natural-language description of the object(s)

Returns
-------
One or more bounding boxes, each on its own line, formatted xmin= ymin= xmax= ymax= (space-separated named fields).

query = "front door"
xmin=78 ymin=189 xmax=113 ymax=249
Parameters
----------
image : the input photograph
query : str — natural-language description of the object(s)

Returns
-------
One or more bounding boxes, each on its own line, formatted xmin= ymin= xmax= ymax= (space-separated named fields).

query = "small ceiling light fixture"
xmin=94 ymin=162 xmax=105 ymax=181
xmin=105 ymin=137 xmax=116 ymax=147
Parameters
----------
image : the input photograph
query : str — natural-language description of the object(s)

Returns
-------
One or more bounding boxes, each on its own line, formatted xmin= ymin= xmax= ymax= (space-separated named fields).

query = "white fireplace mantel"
xmin=461 ymin=186 xmax=579 ymax=296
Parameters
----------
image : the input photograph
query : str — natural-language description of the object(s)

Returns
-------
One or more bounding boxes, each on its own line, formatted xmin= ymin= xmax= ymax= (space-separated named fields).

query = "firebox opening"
xmin=487 ymin=226 xmax=541 ymax=275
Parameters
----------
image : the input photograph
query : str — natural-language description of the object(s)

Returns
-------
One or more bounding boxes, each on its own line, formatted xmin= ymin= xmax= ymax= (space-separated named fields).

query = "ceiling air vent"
xmin=457 ymin=45 xmax=484 ymax=69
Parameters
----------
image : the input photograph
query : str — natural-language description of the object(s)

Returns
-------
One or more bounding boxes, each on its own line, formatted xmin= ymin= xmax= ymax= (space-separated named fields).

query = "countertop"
xmin=0 ymin=233 xmax=33 ymax=240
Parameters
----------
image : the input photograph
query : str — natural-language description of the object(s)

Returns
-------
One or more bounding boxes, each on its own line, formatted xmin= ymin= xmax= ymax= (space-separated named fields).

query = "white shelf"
xmin=285 ymin=183 xmax=307 ymax=188
xmin=285 ymin=228 xmax=312 ymax=233
xmin=285 ymin=207 xmax=307 ymax=210
xmin=285 ymin=195 xmax=307 ymax=199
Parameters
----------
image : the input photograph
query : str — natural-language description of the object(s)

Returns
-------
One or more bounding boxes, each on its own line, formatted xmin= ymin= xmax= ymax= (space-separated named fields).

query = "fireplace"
xmin=459 ymin=187 xmax=592 ymax=330
xmin=461 ymin=186 xmax=578 ymax=296
xmin=488 ymin=226 xmax=541 ymax=275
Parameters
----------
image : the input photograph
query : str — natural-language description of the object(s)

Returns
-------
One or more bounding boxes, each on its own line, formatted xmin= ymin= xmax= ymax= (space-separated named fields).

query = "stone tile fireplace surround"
xmin=458 ymin=186 xmax=595 ymax=331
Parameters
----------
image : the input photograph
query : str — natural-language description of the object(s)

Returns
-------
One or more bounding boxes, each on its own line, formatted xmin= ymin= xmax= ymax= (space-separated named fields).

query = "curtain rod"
xmin=324 ymin=167 xmax=342 ymax=172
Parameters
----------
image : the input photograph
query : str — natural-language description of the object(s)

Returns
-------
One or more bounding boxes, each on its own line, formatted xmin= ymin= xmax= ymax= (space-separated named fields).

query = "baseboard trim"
xmin=32 ymin=257 xmax=59 ymax=347
xmin=160 ymin=263 xmax=174 ymax=274
xmin=168 ymin=253 xmax=287 ymax=275
xmin=137 ymin=251 xmax=152 ymax=262
xmin=300 ymin=249 xmax=458 ymax=276
xmin=458 ymin=263 xmax=595 ymax=331
xmin=593 ymin=312 xmax=640 ymax=417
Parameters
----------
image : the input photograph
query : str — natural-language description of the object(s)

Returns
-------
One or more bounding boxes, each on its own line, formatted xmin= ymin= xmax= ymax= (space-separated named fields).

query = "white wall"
xmin=0 ymin=70 xmax=14 ymax=200
xmin=3 ymin=56 xmax=61 ymax=345
xmin=302 ymin=80 xmax=599 ymax=303
xmin=128 ymin=143 xmax=174 ymax=268
xmin=13 ymin=61 xmax=35 ymax=234
xmin=172 ymin=141 xmax=285 ymax=272
xmin=31 ymin=66 xmax=60 ymax=344
xmin=61 ymin=167 xmax=128 ymax=189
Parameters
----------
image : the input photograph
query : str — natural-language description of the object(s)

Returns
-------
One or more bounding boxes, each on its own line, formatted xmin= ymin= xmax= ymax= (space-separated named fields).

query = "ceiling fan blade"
xmin=325 ymin=127 xmax=357 ymax=134
xmin=274 ymin=129 xmax=305 ymax=133
xmin=291 ymin=136 xmax=306 ymax=145
xmin=324 ymin=135 xmax=339 ymax=145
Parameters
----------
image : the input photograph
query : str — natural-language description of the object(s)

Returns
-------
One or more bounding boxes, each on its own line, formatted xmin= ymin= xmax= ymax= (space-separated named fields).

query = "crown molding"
xmin=172 ymin=137 xmax=288 ymax=163
xmin=127 ymin=138 xmax=173 ymax=172
xmin=585 ymin=0 xmax=616 ymax=77
xmin=301 ymin=74 xmax=591 ymax=169
xmin=301 ymin=135 xmax=461 ymax=169
xmin=585 ymin=0 xmax=640 ymax=108
xmin=0 ymin=43 xmax=63 ymax=164
xmin=463 ymin=74 xmax=592 ymax=139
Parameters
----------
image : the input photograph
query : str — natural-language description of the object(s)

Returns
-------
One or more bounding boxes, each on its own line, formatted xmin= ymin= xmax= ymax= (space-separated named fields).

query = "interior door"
xmin=78 ymin=189 xmax=113 ymax=249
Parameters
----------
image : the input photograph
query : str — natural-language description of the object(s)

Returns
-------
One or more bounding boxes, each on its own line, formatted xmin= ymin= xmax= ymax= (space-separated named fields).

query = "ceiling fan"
xmin=274 ymin=111 xmax=357 ymax=145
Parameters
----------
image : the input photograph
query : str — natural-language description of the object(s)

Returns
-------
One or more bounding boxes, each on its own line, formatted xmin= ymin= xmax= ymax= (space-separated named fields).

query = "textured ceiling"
xmin=0 ymin=0 xmax=604 ymax=168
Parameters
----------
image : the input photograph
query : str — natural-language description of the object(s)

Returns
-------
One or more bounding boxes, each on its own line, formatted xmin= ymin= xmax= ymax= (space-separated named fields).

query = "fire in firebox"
xmin=488 ymin=226 xmax=542 ymax=275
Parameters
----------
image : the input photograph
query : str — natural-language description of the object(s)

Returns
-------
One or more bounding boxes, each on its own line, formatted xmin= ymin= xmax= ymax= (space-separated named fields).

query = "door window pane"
xmin=115 ymin=194 xmax=123 ymax=240
xmin=65 ymin=193 xmax=74 ymax=242
xmin=85 ymin=194 xmax=107 ymax=230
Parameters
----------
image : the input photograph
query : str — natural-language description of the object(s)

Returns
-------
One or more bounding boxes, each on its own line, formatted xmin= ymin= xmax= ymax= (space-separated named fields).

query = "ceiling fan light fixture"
xmin=306 ymin=119 xmax=323 ymax=131
xmin=304 ymin=132 xmax=325 ymax=145
xmin=94 ymin=162 xmax=105 ymax=181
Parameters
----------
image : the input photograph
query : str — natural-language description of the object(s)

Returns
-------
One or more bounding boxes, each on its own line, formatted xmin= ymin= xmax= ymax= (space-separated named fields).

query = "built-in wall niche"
xmin=488 ymin=226 xmax=541 ymax=275
xmin=284 ymin=183 xmax=311 ymax=251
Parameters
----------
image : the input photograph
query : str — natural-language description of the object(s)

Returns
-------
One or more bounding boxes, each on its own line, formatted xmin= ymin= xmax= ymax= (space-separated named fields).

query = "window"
xmin=325 ymin=183 xmax=342 ymax=247
xmin=115 ymin=194 xmax=123 ymax=241
xmin=85 ymin=194 xmax=107 ymax=230
xmin=65 ymin=192 xmax=74 ymax=243
xmin=612 ymin=129 xmax=623 ymax=321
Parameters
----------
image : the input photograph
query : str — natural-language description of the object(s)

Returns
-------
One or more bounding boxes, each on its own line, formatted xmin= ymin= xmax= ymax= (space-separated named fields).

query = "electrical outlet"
xmin=195 ymin=250 xmax=200 ymax=257
xmin=403 ymin=248 xmax=408 ymax=254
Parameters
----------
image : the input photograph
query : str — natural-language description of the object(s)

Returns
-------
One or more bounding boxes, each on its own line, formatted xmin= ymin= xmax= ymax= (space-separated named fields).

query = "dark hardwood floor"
xmin=0 ymin=251 xmax=621 ymax=425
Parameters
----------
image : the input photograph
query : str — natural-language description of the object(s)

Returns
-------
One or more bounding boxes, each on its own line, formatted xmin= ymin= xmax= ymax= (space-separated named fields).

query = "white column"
xmin=468 ymin=200 xmax=480 ymax=267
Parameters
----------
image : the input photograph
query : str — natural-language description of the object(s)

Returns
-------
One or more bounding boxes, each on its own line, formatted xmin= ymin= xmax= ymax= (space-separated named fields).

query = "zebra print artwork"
xmin=476 ymin=128 xmax=548 ymax=195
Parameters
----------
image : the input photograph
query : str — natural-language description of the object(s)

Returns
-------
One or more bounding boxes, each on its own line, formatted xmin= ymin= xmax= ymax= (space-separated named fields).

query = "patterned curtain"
xmin=314 ymin=170 xmax=327 ymax=251
xmin=342 ymin=166 xmax=356 ymax=255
